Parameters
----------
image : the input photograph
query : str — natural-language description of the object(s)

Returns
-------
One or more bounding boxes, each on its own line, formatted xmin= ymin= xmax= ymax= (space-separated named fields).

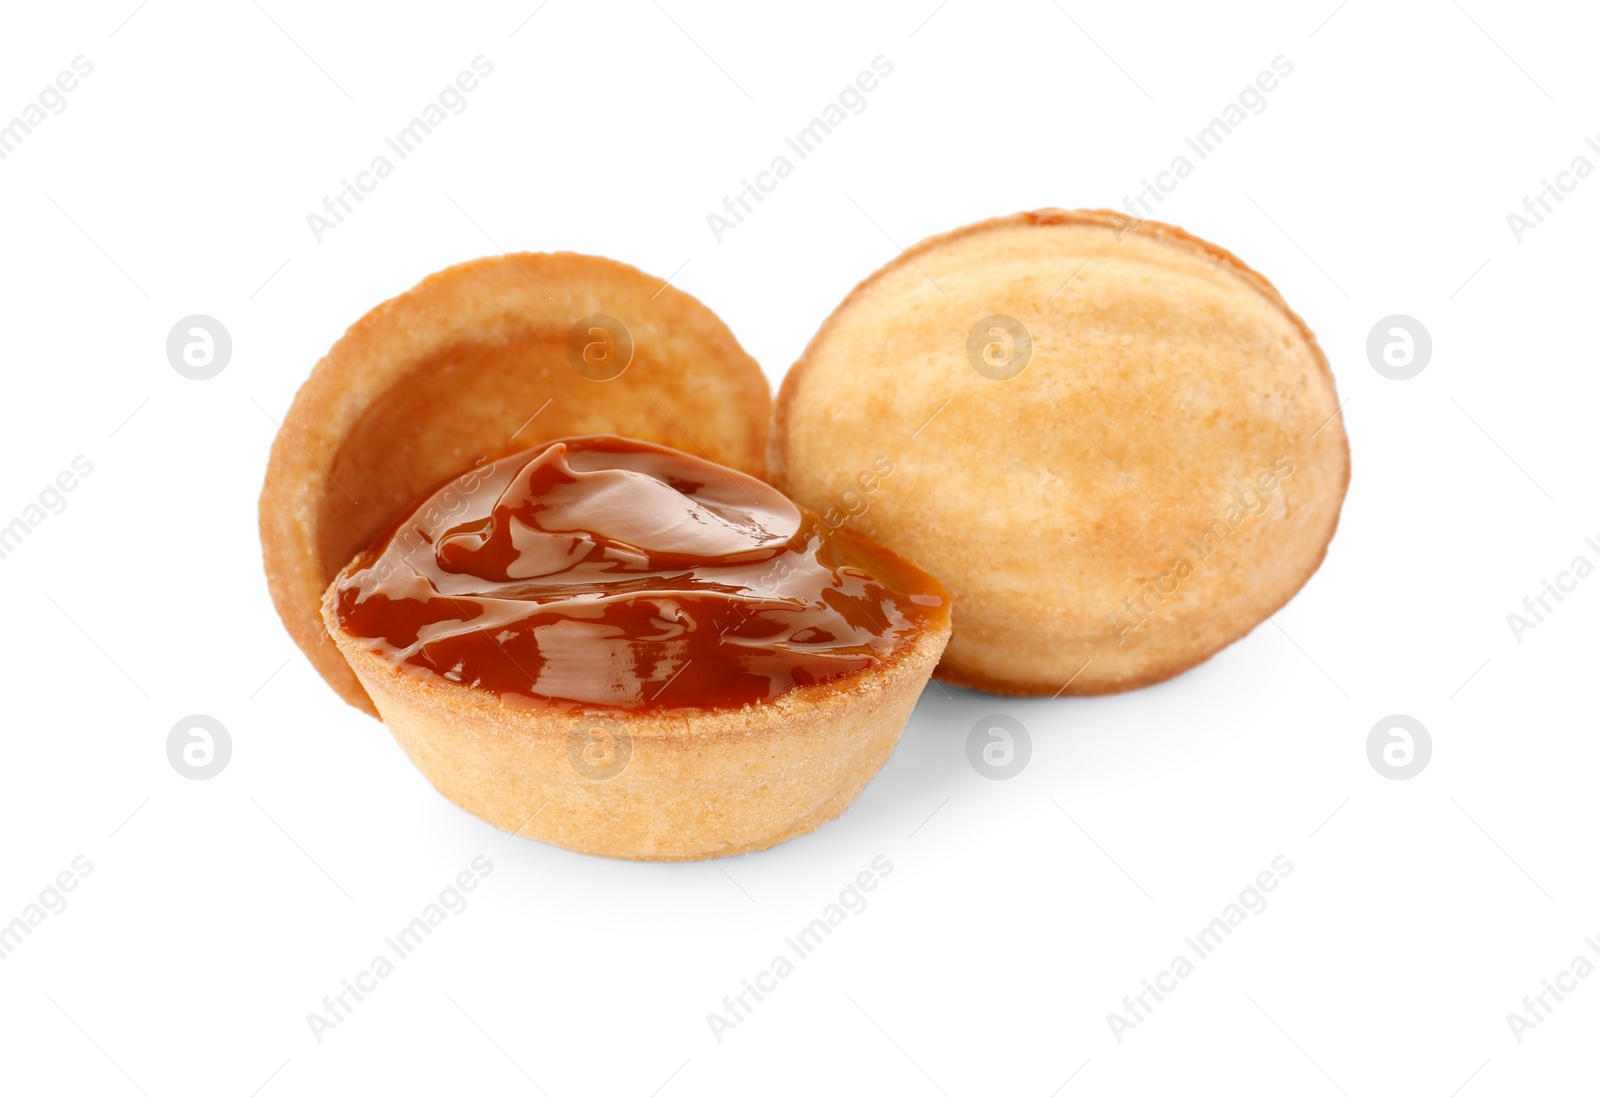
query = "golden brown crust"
xmin=774 ymin=209 xmax=1350 ymax=696
xmin=322 ymin=582 xmax=951 ymax=860
xmin=260 ymin=253 xmax=771 ymax=714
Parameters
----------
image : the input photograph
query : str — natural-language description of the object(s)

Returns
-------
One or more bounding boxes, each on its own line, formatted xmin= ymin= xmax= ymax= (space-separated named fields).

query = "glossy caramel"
xmin=332 ymin=436 xmax=946 ymax=712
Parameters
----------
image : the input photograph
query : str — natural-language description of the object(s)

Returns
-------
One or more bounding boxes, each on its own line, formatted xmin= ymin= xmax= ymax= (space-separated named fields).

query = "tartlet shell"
xmin=260 ymin=252 xmax=771 ymax=714
xmin=773 ymin=209 xmax=1350 ymax=696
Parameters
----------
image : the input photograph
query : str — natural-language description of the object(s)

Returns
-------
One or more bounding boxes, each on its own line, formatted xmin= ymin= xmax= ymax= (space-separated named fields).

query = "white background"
xmin=1 ymin=1 xmax=1595 ymax=1094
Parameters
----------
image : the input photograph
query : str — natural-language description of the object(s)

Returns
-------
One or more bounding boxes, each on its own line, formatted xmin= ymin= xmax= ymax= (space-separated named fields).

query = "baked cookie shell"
xmin=773 ymin=209 xmax=1350 ymax=695
xmin=323 ymin=584 xmax=951 ymax=861
xmin=260 ymin=253 xmax=770 ymax=714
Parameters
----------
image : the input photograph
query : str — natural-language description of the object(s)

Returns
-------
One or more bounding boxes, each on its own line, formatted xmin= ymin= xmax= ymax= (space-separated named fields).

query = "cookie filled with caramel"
xmin=323 ymin=436 xmax=950 ymax=860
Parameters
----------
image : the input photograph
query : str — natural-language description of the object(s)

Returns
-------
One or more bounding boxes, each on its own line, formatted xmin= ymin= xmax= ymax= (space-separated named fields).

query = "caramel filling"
xmin=333 ymin=435 xmax=946 ymax=711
